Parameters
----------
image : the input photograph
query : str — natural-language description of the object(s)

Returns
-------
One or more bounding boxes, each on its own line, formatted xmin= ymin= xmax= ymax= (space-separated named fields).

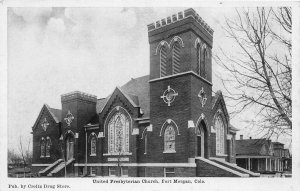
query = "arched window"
xmin=160 ymin=46 xmax=167 ymax=77
xmin=201 ymin=47 xmax=207 ymax=78
xmin=164 ymin=125 xmax=175 ymax=152
xmin=40 ymin=138 xmax=45 ymax=157
xmin=196 ymin=44 xmax=201 ymax=75
xmin=172 ymin=42 xmax=181 ymax=74
xmin=108 ymin=112 xmax=130 ymax=154
xmin=45 ymin=137 xmax=51 ymax=157
xmin=215 ymin=115 xmax=225 ymax=155
xmin=90 ymin=136 xmax=97 ymax=156
xmin=196 ymin=124 xmax=205 ymax=157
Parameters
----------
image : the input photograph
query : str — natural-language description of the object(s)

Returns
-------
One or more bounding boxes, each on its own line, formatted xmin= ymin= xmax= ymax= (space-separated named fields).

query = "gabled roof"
xmin=32 ymin=104 xmax=61 ymax=130
xmin=211 ymin=95 xmax=218 ymax=109
xmin=212 ymin=90 xmax=230 ymax=124
xmin=48 ymin=107 xmax=62 ymax=123
xmin=96 ymin=75 xmax=150 ymax=117
xmin=236 ymin=139 xmax=271 ymax=156
xmin=120 ymin=75 xmax=149 ymax=117
xmin=96 ymin=97 xmax=110 ymax=114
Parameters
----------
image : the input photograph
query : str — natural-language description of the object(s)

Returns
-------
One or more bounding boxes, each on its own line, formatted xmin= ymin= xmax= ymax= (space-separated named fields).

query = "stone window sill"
xmin=90 ymin=154 xmax=97 ymax=156
xmin=103 ymin=152 xmax=132 ymax=156
xmin=216 ymin=154 xmax=228 ymax=157
xmin=163 ymin=150 xmax=176 ymax=154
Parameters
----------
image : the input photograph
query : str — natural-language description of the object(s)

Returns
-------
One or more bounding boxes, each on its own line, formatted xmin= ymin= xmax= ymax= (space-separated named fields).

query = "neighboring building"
xmin=31 ymin=8 xmax=259 ymax=177
xmin=273 ymin=142 xmax=292 ymax=172
xmin=236 ymin=136 xmax=291 ymax=174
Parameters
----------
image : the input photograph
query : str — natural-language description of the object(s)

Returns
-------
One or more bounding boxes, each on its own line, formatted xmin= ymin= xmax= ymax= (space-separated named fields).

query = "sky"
xmin=7 ymin=7 xmax=293 ymax=152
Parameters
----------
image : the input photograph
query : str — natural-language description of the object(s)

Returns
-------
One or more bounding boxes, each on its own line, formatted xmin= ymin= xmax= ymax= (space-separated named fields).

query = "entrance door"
xmin=66 ymin=136 xmax=74 ymax=161
xmin=197 ymin=122 xmax=205 ymax=157
xmin=197 ymin=136 xmax=202 ymax=156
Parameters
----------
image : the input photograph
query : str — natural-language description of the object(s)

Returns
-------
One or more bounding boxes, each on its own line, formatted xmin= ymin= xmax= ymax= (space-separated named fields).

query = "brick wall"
xmin=149 ymin=75 xmax=191 ymax=163
xmin=32 ymin=106 xmax=61 ymax=165
xmin=61 ymin=94 xmax=97 ymax=164
xmin=97 ymin=88 xmax=141 ymax=166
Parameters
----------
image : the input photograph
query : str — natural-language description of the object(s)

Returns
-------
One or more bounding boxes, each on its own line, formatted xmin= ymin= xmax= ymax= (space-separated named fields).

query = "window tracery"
xmin=107 ymin=112 xmax=130 ymax=154
xmin=164 ymin=125 xmax=175 ymax=152
xmin=90 ymin=136 xmax=97 ymax=156
xmin=45 ymin=137 xmax=51 ymax=157
xmin=40 ymin=138 xmax=45 ymax=157
xmin=215 ymin=115 xmax=225 ymax=155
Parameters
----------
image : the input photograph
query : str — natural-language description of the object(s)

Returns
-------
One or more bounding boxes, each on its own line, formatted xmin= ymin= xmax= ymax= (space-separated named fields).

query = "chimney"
xmin=240 ymin=135 xmax=243 ymax=140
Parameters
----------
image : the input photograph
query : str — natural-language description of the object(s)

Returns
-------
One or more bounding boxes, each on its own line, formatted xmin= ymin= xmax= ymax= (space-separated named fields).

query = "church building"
xmin=31 ymin=8 xmax=259 ymax=177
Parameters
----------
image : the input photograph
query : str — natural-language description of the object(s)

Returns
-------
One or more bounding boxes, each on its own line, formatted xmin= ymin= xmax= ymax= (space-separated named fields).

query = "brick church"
xmin=31 ymin=8 xmax=259 ymax=177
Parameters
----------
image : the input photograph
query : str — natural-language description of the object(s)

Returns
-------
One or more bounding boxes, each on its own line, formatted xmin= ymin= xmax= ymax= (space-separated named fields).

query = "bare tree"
xmin=18 ymin=136 xmax=32 ymax=177
xmin=8 ymin=149 xmax=22 ymax=167
xmin=214 ymin=7 xmax=292 ymax=138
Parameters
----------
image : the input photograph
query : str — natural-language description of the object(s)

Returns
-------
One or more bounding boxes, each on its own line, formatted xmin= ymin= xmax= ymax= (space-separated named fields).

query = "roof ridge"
xmin=49 ymin=107 xmax=61 ymax=111
xmin=122 ymin=75 xmax=149 ymax=87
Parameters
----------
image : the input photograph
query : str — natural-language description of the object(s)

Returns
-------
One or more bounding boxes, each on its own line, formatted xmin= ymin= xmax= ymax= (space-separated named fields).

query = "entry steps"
xmin=196 ymin=157 xmax=255 ymax=177
xmin=38 ymin=159 xmax=63 ymax=176
xmin=47 ymin=158 xmax=75 ymax=177
xmin=210 ymin=158 xmax=260 ymax=177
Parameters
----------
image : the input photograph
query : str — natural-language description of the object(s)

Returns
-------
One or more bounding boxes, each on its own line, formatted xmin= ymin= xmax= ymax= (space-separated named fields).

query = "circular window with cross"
xmin=160 ymin=85 xmax=178 ymax=106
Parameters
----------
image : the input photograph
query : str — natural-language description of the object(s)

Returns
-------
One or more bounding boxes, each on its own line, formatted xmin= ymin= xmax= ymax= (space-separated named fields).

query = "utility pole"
xmin=59 ymin=135 xmax=67 ymax=177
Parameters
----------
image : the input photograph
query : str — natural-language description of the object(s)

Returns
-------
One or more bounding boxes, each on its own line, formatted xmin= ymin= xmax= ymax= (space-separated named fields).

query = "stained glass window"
xmin=215 ymin=115 xmax=225 ymax=155
xmin=91 ymin=136 xmax=97 ymax=156
xmin=164 ymin=125 xmax=175 ymax=152
xmin=45 ymin=138 xmax=51 ymax=157
xmin=108 ymin=112 xmax=130 ymax=154
xmin=40 ymin=139 xmax=45 ymax=157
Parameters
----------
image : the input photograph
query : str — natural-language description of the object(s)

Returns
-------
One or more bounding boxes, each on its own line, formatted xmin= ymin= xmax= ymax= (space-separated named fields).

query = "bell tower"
xmin=147 ymin=8 xmax=214 ymax=162
xmin=148 ymin=8 xmax=213 ymax=82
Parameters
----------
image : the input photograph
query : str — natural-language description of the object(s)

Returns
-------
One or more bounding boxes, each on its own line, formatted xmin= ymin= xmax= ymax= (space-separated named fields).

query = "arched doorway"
xmin=196 ymin=121 xmax=208 ymax=158
xmin=65 ymin=134 xmax=74 ymax=161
